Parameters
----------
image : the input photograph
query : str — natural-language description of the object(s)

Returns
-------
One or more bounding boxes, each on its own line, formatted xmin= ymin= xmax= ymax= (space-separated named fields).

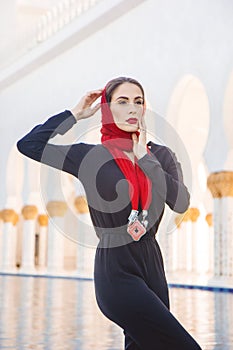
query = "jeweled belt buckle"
xmin=127 ymin=220 xmax=146 ymax=241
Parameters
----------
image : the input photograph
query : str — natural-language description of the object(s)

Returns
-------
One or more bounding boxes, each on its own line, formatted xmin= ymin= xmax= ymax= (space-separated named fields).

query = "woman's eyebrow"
xmin=116 ymin=96 xmax=129 ymax=100
xmin=116 ymin=96 xmax=143 ymax=100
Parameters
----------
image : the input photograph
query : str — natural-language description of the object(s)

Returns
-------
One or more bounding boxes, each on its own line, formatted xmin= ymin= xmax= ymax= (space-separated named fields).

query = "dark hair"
xmin=105 ymin=77 xmax=145 ymax=104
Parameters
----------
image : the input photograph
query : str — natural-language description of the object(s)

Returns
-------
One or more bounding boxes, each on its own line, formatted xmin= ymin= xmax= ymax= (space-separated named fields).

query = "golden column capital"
xmin=13 ymin=213 xmax=19 ymax=226
xmin=46 ymin=201 xmax=67 ymax=217
xmin=189 ymin=207 xmax=200 ymax=222
xmin=207 ymin=173 xmax=222 ymax=198
xmin=205 ymin=213 xmax=213 ymax=227
xmin=218 ymin=171 xmax=233 ymax=197
xmin=38 ymin=214 xmax=49 ymax=226
xmin=22 ymin=205 xmax=38 ymax=220
xmin=179 ymin=207 xmax=200 ymax=224
xmin=1 ymin=209 xmax=17 ymax=224
xmin=207 ymin=171 xmax=233 ymax=198
xmin=74 ymin=196 xmax=89 ymax=214
xmin=174 ymin=215 xmax=182 ymax=228
xmin=181 ymin=209 xmax=190 ymax=222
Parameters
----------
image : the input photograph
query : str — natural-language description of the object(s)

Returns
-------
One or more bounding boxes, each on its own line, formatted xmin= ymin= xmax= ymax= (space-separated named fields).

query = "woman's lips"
xmin=126 ymin=118 xmax=138 ymax=124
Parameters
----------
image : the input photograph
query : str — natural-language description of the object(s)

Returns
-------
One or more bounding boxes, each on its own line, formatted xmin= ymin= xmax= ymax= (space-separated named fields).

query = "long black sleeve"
xmin=17 ymin=110 xmax=93 ymax=178
xmin=138 ymin=142 xmax=190 ymax=213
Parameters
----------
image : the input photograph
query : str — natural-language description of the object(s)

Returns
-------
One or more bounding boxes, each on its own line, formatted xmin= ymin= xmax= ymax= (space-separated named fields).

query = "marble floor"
xmin=0 ymin=275 xmax=232 ymax=349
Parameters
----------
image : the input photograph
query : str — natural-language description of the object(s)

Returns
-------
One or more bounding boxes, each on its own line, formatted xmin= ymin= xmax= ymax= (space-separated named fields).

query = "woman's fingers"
xmin=85 ymin=90 xmax=102 ymax=116
xmin=139 ymin=114 xmax=147 ymax=133
xmin=87 ymin=89 xmax=103 ymax=95
xmin=132 ymin=132 xmax=147 ymax=159
xmin=132 ymin=133 xmax=138 ymax=143
xmin=71 ymin=89 xmax=103 ymax=120
xmin=141 ymin=114 xmax=147 ymax=131
xmin=86 ymin=89 xmax=103 ymax=102
xmin=138 ymin=116 xmax=147 ymax=145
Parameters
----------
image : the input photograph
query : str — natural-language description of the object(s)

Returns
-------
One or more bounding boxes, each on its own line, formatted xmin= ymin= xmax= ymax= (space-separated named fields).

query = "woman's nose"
xmin=128 ymin=103 xmax=137 ymax=114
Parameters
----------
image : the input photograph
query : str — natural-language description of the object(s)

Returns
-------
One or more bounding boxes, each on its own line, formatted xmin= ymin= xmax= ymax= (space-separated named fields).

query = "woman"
xmin=17 ymin=77 xmax=202 ymax=350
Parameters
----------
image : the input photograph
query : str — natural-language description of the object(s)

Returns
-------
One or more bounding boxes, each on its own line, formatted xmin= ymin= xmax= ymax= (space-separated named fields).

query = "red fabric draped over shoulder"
xmin=100 ymin=87 xmax=152 ymax=214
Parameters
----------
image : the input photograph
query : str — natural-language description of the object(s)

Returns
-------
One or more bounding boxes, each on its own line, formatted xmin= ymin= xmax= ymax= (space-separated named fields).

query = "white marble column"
xmin=173 ymin=217 xmax=186 ymax=272
xmin=207 ymin=171 xmax=233 ymax=277
xmin=189 ymin=208 xmax=200 ymax=274
xmin=0 ymin=211 xmax=3 ymax=263
xmin=175 ymin=210 xmax=192 ymax=272
xmin=166 ymin=228 xmax=174 ymax=273
xmin=0 ymin=209 xmax=18 ymax=272
xmin=37 ymin=214 xmax=48 ymax=271
xmin=172 ymin=219 xmax=180 ymax=272
xmin=227 ymin=197 xmax=233 ymax=277
xmin=219 ymin=173 xmax=233 ymax=277
xmin=20 ymin=205 xmax=38 ymax=272
xmin=46 ymin=201 xmax=67 ymax=273
xmin=205 ymin=213 xmax=214 ymax=274
xmin=221 ymin=196 xmax=228 ymax=276
xmin=179 ymin=219 xmax=187 ymax=271
xmin=174 ymin=207 xmax=200 ymax=274
xmin=207 ymin=173 xmax=222 ymax=277
xmin=74 ymin=196 xmax=96 ymax=278
xmin=214 ymin=197 xmax=222 ymax=276
xmin=185 ymin=219 xmax=193 ymax=272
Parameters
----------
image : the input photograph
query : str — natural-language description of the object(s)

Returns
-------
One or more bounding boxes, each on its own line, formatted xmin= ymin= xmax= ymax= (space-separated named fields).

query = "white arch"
xmin=223 ymin=69 xmax=233 ymax=169
xmin=167 ymin=75 xmax=209 ymax=162
xmin=167 ymin=74 xmax=210 ymax=207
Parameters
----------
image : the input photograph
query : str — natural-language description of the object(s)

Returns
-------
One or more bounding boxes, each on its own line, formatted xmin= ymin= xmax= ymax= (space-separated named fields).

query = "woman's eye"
xmin=118 ymin=100 xmax=127 ymax=105
xmin=135 ymin=101 xmax=143 ymax=105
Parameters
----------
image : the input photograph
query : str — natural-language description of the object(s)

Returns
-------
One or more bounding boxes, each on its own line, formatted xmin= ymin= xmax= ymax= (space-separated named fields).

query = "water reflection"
xmin=0 ymin=276 xmax=232 ymax=349
xmin=169 ymin=288 xmax=233 ymax=350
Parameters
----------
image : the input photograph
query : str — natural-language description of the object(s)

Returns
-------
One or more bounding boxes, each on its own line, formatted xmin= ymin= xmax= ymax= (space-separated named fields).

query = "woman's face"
xmin=110 ymin=82 xmax=144 ymax=132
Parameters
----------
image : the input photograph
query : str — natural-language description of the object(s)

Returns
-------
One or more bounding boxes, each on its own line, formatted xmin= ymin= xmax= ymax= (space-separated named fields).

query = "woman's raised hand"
xmin=71 ymin=89 xmax=103 ymax=121
xmin=132 ymin=115 xmax=148 ymax=159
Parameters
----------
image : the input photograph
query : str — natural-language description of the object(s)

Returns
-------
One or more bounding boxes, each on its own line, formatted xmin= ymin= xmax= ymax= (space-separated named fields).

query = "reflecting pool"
xmin=0 ymin=275 xmax=232 ymax=349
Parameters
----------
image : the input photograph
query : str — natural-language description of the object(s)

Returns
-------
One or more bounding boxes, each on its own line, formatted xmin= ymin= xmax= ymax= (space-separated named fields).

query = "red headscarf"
xmin=100 ymin=88 xmax=152 ymax=213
